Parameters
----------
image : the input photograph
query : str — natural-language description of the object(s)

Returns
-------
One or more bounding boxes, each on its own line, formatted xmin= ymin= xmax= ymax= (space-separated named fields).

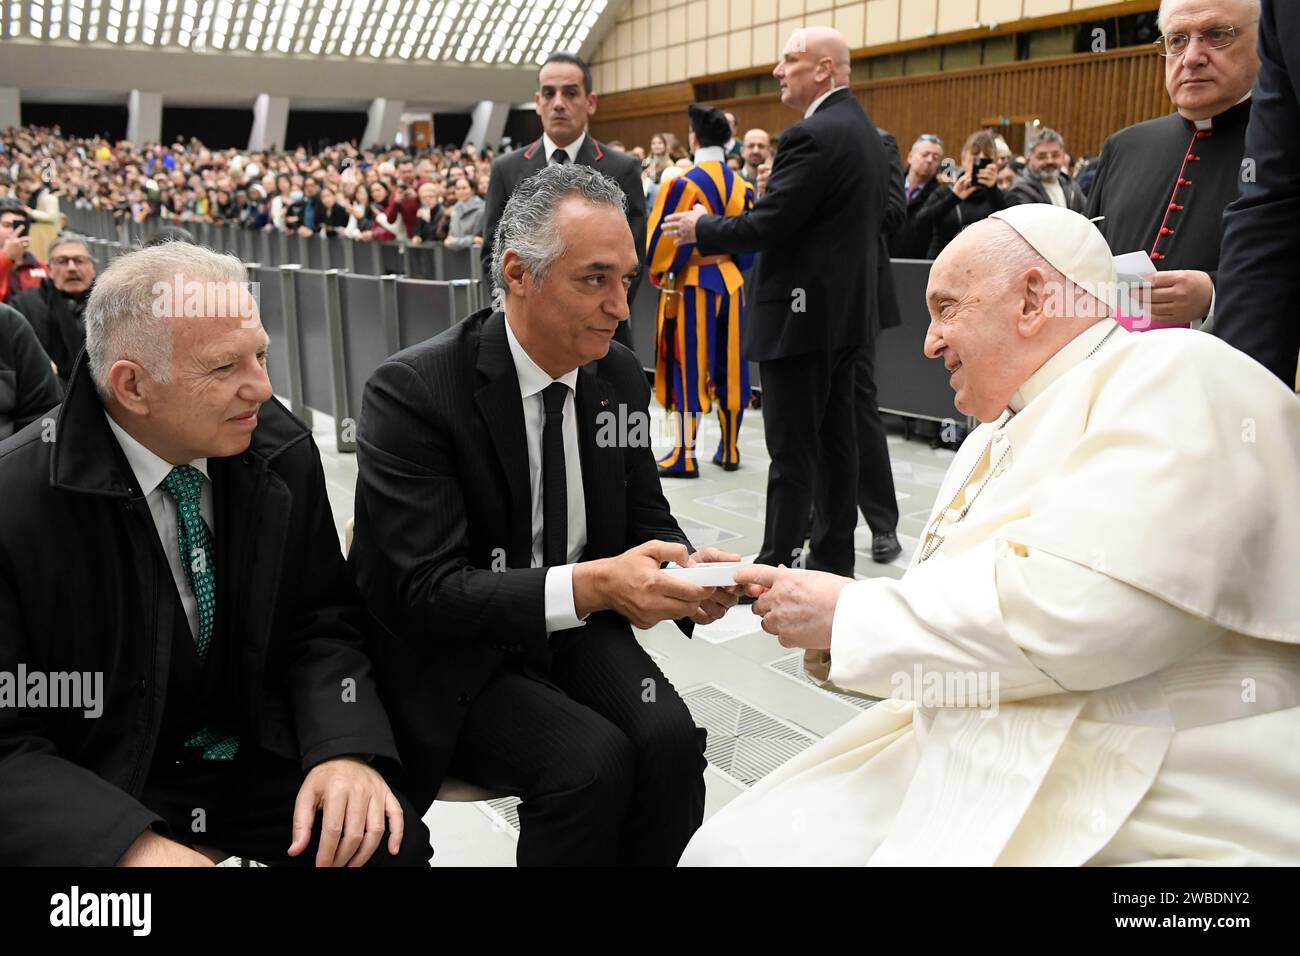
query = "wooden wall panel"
xmin=590 ymin=45 xmax=1172 ymax=160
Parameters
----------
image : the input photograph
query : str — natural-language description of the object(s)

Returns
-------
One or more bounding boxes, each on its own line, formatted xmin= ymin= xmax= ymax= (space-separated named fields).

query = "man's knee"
xmin=631 ymin=704 xmax=707 ymax=788
xmin=543 ymin=719 xmax=637 ymax=808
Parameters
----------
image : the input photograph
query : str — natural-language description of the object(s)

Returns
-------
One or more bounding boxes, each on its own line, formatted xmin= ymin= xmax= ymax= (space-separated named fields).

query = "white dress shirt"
xmin=503 ymin=313 xmax=589 ymax=633
xmin=1042 ymin=178 xmax=1067 ymax=207
xmin=804 ymin=85 xmax=846 ymax=119
xmin=542 ymin=130 xmax=587 ymax=165
xmin=692 ymin=145 xmax=726 ymax=165
xmin=105 ymin=412 xmax=213 ymax=642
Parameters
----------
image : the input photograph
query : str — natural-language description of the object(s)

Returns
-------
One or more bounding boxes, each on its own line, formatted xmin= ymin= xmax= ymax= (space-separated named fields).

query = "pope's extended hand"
xmin=733 ymin=565 xmax=853 ymax=650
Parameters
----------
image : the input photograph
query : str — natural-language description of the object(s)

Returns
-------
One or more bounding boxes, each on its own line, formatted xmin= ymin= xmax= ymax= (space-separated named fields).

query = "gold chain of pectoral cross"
xmin=917 ymin=436 xmax=1011 ymax=564
xmin=917 ymin=323 xmax=1121 ymax=565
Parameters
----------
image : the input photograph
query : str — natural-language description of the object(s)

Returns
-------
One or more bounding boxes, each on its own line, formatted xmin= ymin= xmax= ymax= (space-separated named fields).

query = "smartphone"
xmin=973 ymin=156 xmax=994 ymax=176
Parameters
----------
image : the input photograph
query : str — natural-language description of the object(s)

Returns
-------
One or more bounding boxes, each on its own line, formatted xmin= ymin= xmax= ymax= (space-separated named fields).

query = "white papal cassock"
xmin=681 ymin=319 xmax=1300 ymax=866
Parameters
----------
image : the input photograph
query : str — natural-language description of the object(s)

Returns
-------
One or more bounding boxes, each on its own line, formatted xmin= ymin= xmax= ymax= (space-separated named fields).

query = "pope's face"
xmin=924 ymin=236 xmax=1027 ymax=422
xmin=1162 ymin=0 xmax=1260 ymax=119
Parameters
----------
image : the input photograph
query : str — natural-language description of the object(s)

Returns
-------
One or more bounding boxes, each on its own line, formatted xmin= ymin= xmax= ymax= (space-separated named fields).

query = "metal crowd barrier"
xmin=63 ymin=206 xmax=964 ymax=444
xmin=64 ymin=206 xmax=485 ymax=282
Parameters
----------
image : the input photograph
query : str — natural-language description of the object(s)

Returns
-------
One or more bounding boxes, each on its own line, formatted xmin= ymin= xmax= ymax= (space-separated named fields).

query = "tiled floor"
xmin=309 ymin=399 xmax=954 ymax=866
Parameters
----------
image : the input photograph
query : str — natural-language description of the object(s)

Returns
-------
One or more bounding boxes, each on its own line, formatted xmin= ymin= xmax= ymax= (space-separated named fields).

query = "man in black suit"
xmin=481 ymin=52 xmax=646 ymax=349
xmin=664 ymin=26 xmax=894 ymax=576
xmin=888 ymin=135 xmax=946 ymax=259
xmin=1215 ymin=0 xmax=1300 ymax=386
xmin=0 ymin=243 xmax=428 ymax=866
xmin=353 ymin=163 xmax=740 ymax=866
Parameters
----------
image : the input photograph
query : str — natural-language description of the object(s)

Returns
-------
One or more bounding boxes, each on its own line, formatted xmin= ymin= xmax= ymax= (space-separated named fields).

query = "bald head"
xmin=774 ymin=26 xmax=851 ymax=112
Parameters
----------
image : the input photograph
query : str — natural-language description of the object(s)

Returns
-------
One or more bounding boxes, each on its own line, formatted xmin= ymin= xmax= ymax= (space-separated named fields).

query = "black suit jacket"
xmin=1214 ymin=0 xmax=1300 ymax=385
xmin=0 ymin=302 xmax=61 ymax=440
xmin=1003 ymin=171 xmax=1087 ymax=214
xmin=350 ymin=309 xmax=691 ymax=807
xmin=0 ymin=354 xmax=398 ymax=865
xmin=694 ymin=89 xmax=890 ymax=361
xmin=888 ymin=175 xmax=944 ymax=259
xmin=9 ymin=279 xmax=85 ymax=389
xmin=876 ymin=129 xmax=905 ymax=333
xmin=481 ymin=134 xmax=647 ymax=298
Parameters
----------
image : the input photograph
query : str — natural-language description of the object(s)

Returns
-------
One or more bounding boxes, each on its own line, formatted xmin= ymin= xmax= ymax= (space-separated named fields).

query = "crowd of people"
xmin=2 ymin=109 xmax=1096 ymax=272
xmin=0 ymin=0 xmax=1298 ymax=873
xmin=0 ymin=125 xmax=494 ymax=246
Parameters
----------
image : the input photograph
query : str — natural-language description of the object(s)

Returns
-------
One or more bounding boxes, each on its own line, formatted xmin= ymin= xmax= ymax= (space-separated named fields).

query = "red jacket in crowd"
xmin=0 ymin=252 xmax=48 ymax=304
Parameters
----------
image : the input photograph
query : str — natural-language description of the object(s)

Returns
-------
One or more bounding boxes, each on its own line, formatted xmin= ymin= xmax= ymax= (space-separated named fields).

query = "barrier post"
xmin=278 ymin=264 xmax=308 ymax=420
xmin=379 ymin=273 xmax=401 ymax=357
xmin=321 ymin=269 xmax=356 ymax=453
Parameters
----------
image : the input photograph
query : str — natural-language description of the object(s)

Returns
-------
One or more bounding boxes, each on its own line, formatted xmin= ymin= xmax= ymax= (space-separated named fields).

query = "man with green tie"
xmin=0 ymin=243 xmax=430 ymax=867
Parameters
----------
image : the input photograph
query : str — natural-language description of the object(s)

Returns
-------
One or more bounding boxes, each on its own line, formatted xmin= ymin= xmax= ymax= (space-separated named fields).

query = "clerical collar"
xmin=542 ymin=130 xmax=586 ymax=164
xmin=693 ymin=146 xmax=725 ymax=164
xmin=1008 ymin=320 xmax=1122 ymax=413
xmin=1186 ymin=91 xmax=1252 ymax=130
xmin=805 ymin=86 xmax=845 ymax=119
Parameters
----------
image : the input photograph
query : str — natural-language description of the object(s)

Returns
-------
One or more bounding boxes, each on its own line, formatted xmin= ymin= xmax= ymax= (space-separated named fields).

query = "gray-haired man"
xmin=352 ymin=163 xmax=740 ymax=865
xmin=0 ymin=243 xmax=430 ymax=866
xmin=1003 ymin=128 xmax=1086 ymax=213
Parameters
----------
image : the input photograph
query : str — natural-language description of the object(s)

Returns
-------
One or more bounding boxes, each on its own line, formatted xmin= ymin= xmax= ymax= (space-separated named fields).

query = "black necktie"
xmin=551 ymin=150 xmax=569 ymax=165
xmin=541 ymin=382 xmax=569 ymax=567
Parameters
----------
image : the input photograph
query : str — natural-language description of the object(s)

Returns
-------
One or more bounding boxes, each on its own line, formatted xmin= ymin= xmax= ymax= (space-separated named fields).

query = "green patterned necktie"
xmin=161 ymin=464 xmax=239 ymax=762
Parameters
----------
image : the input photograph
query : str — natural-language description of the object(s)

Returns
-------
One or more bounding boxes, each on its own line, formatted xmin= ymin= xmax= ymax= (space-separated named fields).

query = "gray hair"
xmin=86 ymin=242 xmax=248 ymax=394
xmin=1157 ymin=0 xmax=1259 ymax=32
xmin=491 ymin=162 xmax=627 ymax=294
xmin=48 ymin=235 xmax=93 ymax=262
xmin=1029 ymin=127 xmax=1065 ymax=153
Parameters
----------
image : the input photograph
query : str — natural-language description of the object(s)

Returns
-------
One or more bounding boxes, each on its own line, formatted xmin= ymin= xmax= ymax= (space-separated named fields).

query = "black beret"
xmin=688 ymin=103 xmax=731 ymax=149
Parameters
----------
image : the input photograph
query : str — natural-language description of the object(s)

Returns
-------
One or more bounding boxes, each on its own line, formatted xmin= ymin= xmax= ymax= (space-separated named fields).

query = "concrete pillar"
xmin=362 ymin=98 xmax=404 ymax=149
xmin=466 ymin=100 xmax=511 ymax=151
xmin=248 ymin=94 xmax=290 ymax=152
xmin=127 ymin=90 xmax=163 ymax=145
xmin=0 ymin=88 xmax=20 ymax=132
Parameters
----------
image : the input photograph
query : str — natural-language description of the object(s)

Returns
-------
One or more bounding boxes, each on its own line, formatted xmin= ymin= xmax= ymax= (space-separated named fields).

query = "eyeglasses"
xmin=52 ymin=255 xmax=94 ymax=267
xmin=1155 ymin=24 xmax=1247 ymax=57
xmin=919 ymin=134 xmax=943 ymax=146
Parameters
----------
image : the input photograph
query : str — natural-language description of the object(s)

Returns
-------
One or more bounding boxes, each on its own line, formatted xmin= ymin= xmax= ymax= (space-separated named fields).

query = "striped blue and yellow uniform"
xmin=646 ymin=161 xmax=754 ymax=474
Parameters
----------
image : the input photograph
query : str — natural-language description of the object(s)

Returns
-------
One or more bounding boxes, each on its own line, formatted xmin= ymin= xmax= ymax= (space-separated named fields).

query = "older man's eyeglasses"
xmin=919 ymin=134 xmax=943 ymax=146
xmin=1155 ymin=24 xmax=1245 ymax=57
xmin=51 ymin=255 xmax=94 ymax=268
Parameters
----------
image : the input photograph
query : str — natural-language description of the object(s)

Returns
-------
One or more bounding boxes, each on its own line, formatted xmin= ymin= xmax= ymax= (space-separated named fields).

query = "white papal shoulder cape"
xmin=681 ymin=320 xmax=1300 ymax=866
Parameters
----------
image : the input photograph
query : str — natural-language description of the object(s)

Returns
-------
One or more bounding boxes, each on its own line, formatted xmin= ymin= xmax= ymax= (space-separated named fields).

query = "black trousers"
xmin=757 ymin=345 xmax=860 ymax=576
xmin=446 ymin=615 xmax=707 ymax=866
xmin=141 ymin=745 xmax=432 ymax=866
xmin=810 ymin=339 xmax=899 ymax=540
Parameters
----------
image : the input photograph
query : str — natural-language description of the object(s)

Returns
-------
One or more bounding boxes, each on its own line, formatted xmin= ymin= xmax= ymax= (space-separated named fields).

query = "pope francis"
xmin=679 ymin=204 xmax=1300 ymax=866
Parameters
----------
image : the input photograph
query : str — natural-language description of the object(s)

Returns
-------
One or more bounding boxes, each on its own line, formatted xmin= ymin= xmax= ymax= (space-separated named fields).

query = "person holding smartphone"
xmin=0 ymin=198 xmax=47 ymax=305
xmin=923 ymin=130 xmax=1005 ymax=258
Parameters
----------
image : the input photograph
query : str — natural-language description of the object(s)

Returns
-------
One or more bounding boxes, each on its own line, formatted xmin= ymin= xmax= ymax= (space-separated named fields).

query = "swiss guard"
xmin=646 ymin=103 xmax=754 ymax=478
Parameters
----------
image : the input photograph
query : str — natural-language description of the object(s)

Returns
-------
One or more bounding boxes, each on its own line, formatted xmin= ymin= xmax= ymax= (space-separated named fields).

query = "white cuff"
xmin=544 ymin=564 xmax=587 ymax=634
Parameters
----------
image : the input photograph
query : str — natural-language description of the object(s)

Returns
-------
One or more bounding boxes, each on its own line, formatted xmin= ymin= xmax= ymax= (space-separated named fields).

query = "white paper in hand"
xmin=1113 ymin=250 xmax=1156 ymax=321
xmin=661 ymin=560 xmax=754 ymax=587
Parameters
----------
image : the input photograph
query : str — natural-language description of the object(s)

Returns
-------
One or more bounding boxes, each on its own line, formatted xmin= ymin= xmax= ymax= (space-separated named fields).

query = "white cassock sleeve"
xmin=828 ymin=539 xmax=1225 ymax=702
